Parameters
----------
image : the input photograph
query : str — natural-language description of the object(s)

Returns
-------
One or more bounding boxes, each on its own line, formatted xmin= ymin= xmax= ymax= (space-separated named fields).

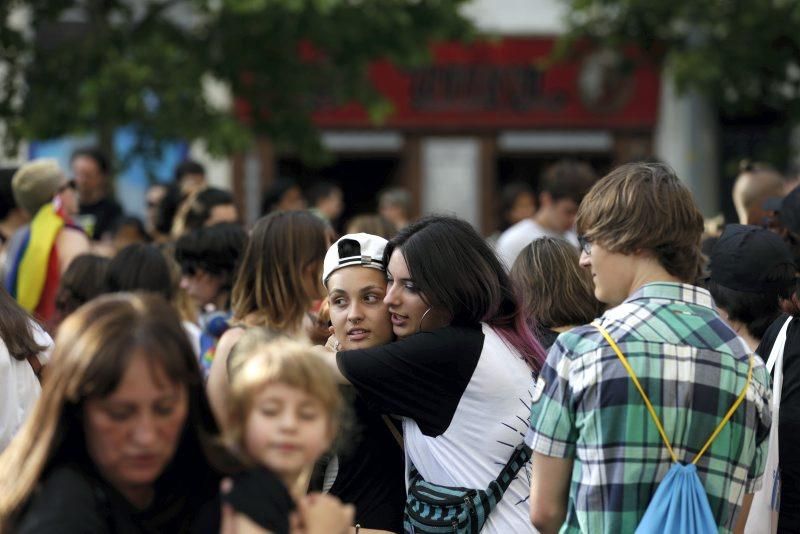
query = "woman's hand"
xmin=304 ymin=301 xmax=332 ymax=345
xmin=297 ymin=493 xmax=355 ymax=534
xmin=324 ymin=331 xmax=340 ymax=352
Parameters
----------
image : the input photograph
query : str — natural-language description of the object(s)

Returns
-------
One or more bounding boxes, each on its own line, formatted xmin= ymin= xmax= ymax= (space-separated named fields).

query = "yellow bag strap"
xmin=592 ymin=322 xmax=753 ymax=465
xmin=693 ymin=352 xmax=753 ymax=464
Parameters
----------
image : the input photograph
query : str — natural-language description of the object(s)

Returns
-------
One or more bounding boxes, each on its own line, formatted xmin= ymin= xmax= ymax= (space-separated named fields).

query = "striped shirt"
xmin=528 ymin=282 xmax=771 ymax=533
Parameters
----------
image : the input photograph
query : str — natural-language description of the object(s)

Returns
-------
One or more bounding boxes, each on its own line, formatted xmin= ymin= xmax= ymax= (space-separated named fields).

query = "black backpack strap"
xmin=409 ymin=440 xmax=531 ymax=494
xmin=488 ymin=442 xmax=532 ymax=502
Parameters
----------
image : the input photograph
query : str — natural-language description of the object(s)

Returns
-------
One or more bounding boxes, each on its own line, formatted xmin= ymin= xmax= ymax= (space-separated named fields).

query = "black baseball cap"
xmin=763 ymin=184 xmax=800 ymax=234
xmin=709 ymin=224 xmax=795 ymax=293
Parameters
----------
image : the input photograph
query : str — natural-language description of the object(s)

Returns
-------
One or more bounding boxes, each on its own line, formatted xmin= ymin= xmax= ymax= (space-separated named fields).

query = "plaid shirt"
xmin=528 ymin=282 xmax=771 ymax=533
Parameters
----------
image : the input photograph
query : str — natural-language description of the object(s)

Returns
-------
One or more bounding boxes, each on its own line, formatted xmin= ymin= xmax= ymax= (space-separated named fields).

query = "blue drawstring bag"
xmin=593 ymin=323 xmax=753 ymax=534
xmin=636 ymin=463 xmax=717 ymax=533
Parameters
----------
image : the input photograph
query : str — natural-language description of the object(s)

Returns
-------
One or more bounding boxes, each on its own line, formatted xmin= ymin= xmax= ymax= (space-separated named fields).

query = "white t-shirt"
xmin=337 ymin=323 xmax=539 ymax=534
xmin=495 ymin=218 xmax=579 ymax=269
xmin=0 ymin=323 xmax=53 ymax=451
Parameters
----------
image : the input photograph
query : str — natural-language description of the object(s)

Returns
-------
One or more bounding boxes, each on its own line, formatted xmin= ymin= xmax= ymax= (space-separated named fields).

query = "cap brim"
xmin=763 ymin=197 xmax=783 ymax=212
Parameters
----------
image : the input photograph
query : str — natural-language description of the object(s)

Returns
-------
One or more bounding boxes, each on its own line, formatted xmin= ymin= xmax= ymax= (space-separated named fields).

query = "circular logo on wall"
xmin=578 ymin=49 xmax=636 ymax=114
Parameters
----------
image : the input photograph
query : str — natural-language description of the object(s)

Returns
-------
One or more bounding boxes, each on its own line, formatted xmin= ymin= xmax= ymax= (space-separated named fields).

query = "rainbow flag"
xmin=5 ymin=203 xmax=67 ymax=321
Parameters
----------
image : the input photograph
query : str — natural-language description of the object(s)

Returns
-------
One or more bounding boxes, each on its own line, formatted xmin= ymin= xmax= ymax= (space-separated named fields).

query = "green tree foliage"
xmin=0 ymin=0 xmax=245 ymax=164
xmin=0 ymin=0 xmax=472 ymax=165
xmin=210 ymin=0 xmax=473 ymax=162
xmin=560 ymin=0 xmax=800 ymax=121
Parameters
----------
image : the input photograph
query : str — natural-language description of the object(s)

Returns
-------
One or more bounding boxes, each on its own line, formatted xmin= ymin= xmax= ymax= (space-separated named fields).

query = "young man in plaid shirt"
xmin=528 ymin=163 xmax=772 ymax=533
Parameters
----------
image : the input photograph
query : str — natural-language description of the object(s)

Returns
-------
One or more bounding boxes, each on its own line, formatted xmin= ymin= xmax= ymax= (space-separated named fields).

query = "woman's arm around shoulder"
xmin=335 ymin=325 xmax=484 ymax=436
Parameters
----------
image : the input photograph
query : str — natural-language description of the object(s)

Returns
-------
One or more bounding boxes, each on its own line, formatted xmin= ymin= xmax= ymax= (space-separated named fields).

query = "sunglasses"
xmin=180 ymin=262 xmax=218 ymax=277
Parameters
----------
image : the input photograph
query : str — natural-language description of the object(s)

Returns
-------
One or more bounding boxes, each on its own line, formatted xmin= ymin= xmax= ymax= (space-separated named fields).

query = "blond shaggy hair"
xmin=576 ymin=162 xmax=705 ymax=282
xmin=224 ymin=330 xmax=343 ymax=459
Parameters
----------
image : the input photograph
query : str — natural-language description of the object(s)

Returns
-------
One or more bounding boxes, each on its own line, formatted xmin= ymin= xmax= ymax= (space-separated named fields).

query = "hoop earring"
xmin=418 ymin=307 xmax=432 ymax=333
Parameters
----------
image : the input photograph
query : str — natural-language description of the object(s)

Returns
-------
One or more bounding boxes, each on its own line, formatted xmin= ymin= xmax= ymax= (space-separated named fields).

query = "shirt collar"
xmin=623 ymin=282 xmax=715 ymax=311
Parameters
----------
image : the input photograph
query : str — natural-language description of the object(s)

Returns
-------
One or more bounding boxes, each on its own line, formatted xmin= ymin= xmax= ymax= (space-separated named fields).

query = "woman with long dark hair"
xmin=327 ymin=215 xmax=544 ymax=533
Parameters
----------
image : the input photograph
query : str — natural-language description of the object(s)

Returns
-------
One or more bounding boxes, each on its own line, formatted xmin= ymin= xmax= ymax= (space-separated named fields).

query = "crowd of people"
xmin=0 ymin=149 xmax=797 ymax=534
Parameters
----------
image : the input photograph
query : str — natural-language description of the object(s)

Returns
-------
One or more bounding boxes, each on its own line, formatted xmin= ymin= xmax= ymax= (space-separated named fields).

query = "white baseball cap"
xmin=322 ymin=233 xmax=388 ymax=286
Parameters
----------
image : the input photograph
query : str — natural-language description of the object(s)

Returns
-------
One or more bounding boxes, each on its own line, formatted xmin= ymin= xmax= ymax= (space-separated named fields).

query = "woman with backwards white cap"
xmin=317 ymin=232 xmax=405 ymax=533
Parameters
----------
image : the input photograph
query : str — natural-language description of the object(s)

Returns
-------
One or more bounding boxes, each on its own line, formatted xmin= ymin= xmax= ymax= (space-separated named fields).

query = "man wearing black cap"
xmin=707 ymin=224 xmax=796 ymax=351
